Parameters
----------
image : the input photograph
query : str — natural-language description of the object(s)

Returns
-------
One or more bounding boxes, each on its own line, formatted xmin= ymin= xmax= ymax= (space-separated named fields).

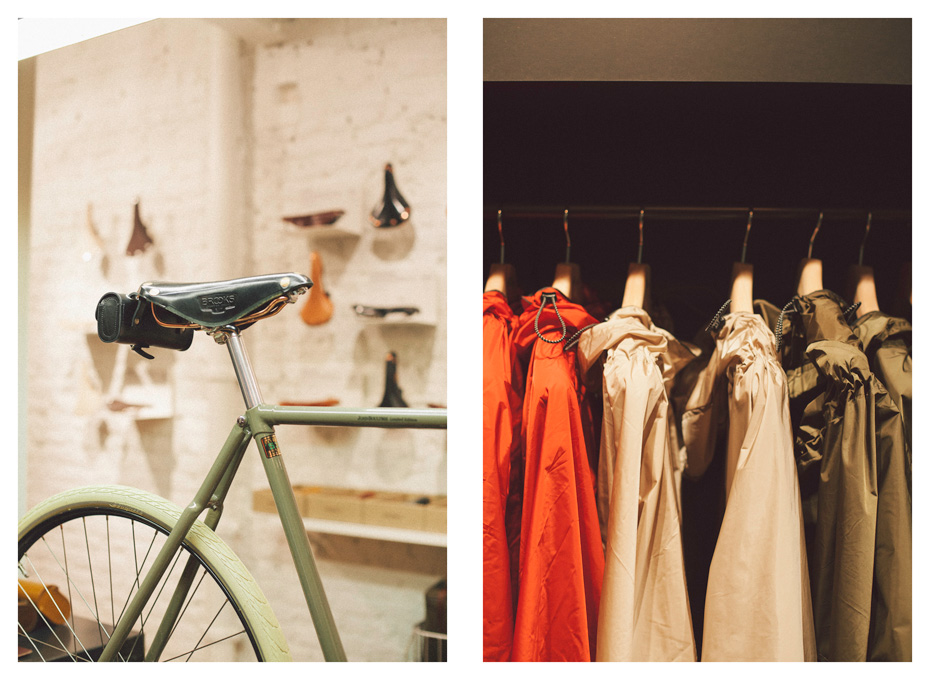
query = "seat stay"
xmin=98 ymin=423 xmax=253 ymax=662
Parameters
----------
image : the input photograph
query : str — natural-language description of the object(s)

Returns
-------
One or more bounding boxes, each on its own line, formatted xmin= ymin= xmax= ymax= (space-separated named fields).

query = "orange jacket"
xmin=482 ymin=291 xmax=524 ymax=660
xmin=510 ymin=289 xmax=604 ymax=661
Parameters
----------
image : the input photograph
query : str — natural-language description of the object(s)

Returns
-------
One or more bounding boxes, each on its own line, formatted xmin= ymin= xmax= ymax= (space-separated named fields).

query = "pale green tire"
xmin=18 ymin=485 xmax=291 ymax=661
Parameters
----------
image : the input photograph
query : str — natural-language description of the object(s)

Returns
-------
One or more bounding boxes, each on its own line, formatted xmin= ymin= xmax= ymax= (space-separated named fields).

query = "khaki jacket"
xmin=577 ymin=307 xmax=697 ymax=662
xmin=770 ymin=291 xmax=911 ymax=661
xmin=681 ymin=312 xmax=816 ymax=661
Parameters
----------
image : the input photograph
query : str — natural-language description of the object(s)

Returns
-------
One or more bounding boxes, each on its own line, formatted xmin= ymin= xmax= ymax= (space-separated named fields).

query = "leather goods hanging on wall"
xmin=301 ymin=252 xmax=334 ymax=325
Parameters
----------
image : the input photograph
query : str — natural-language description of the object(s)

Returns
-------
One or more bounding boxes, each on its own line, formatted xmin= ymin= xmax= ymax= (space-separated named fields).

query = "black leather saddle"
xmin=138 ymin=272 xmax=312 ymax=328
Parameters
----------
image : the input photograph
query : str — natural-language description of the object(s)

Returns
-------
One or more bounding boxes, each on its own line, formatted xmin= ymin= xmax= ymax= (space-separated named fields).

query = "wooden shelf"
xmin=302 ymin=517 xmax=447 ymax=547
xmin=253 ymin=489 xmax=446 ymax=548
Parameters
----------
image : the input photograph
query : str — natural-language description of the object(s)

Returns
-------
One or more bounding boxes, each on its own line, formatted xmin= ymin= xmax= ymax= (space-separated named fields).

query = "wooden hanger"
xmin=621 ymin=209 xmax=651 ymax=311
xmin=796 ymin=211 xmax=824 ymax=296
xmin=485 ymin=209 xmax=518 ymax=298
xmin=846 ymin=213 xmax=879 ymax=317
xmin=552 ymin=209 xmax=582 ymax=301
xmin=729 ymin=210 xmax=754 ymax=313
xmin=301 ymin=251 xmax=334 ymax=325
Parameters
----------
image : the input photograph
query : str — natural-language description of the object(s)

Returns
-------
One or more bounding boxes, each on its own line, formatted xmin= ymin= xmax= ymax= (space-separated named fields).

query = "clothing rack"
xmin=485 ymin=205 xmax=912 ymax=222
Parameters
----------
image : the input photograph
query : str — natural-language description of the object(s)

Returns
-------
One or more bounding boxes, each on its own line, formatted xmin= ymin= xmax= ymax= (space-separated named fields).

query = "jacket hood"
xmin=577 ymin=306 xmax=699 ymax=383
xmin=852 ymin=310 xmax=912 ymax=356
xmin=681 ymin=312 xmax=778 ymax=478
xmin=483 ymin=289 xmax=516 ymax=317
xmin=513 ymin=288 xmax=599 ymax=359
xmin=788 ymin=290 xmax=861 ymax=348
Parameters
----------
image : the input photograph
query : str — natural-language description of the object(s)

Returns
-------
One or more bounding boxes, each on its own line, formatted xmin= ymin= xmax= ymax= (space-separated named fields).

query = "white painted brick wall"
xmin=25 ymin=18 xmax=446 ymax=662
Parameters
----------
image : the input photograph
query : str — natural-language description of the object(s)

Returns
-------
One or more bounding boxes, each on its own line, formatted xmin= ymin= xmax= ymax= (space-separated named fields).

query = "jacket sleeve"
xmin=867 ymin=380 xmax=911 ymax=661
xmin=873 ymin=341 xmax=912 ymax=474
xmin=482 ymin=311 xmax=521 ymax=660
xmin=512 ymin=369 xmax=603 ymax=661
xmin=700 ymin=351 xmax=816 ymax=661
xmin=596 ymin=348 xmax=695 ymax=661
xmin=803 ymin=341 xmax=879 ymax=661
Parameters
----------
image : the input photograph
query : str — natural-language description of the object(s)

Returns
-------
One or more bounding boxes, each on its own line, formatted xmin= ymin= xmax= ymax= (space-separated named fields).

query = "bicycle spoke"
xmin=19 ymin=629 xmax=94 ymax=662
xmin=20 ymin=502 xmax=268 ymax=662
xmin=18 ymin=621 xmax=48 ymax=662
xmin=132 ymin=520 xmax=151 ymax=647
xmin=115 ymin=523 xmax=159 ymax=630
xmin=167 ymin=569 xmax=207 ymax=642
xmin=24 ymin=550 xmax=102 ymax=659
xmin=33 ymin=539 xmax=127 ymax=660
xmin=183 ymin=598 xmax=228 ymax=661
xmin=162 ymin=627 xmax=248 ymax=662
xmin=83 ymin=517 xmax=105 ymax=649
xmin=60 ymin=525 xmax=74 ymax=631
xmin=125 ymin=548 xmax=186 ymax=661
xmin=142 ymin=549 xmax=185 ymax=627
xmin=18 ymin=578 xmax=88 ymax=662
xmin=107 ymin=516 xmax=115 ymax=630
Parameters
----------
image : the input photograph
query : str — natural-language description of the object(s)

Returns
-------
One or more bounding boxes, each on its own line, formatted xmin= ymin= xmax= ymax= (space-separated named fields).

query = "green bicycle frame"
xmin=98 ymin=327 xmax=447 ymax=662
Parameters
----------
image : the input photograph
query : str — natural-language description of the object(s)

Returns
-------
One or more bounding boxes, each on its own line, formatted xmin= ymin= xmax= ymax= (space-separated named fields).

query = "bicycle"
xmin=18 ymin=272 xmax=448 ymax=662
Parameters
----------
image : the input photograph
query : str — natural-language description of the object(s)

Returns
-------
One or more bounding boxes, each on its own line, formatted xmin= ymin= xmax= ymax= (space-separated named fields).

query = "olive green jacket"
xmin=757 ymin=291 xmax=911 ymax=662
xmin=852 ymin=310 xmax=912 ymax=483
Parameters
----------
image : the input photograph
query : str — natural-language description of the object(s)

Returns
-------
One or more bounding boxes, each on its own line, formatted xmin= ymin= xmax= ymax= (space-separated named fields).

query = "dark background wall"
xmin=483 ymin=20 xmax=912 ymax=339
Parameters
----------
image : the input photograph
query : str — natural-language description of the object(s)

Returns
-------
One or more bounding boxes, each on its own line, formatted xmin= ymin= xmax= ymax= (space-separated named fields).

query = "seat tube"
xmin=226 ymin=328 xmax=347 ymax=660
xmin=248 ymin=409 xmax=347 ymax=661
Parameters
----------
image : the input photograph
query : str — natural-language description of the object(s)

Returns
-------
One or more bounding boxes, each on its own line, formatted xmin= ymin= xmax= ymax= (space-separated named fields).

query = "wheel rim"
xmin=18 ymin=508 xmax=262 ymax=662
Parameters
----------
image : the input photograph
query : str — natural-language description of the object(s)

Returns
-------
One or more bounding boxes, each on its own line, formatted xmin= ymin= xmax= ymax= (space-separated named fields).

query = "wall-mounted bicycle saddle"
xmin=138 ymin=273 xmax=312 ymax=327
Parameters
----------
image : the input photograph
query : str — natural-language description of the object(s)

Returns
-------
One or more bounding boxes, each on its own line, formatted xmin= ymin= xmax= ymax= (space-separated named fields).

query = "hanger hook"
xmin=563 ymin=209 xmax=571 ymax=263
xmin=741 ymin=209 xmax=753 ymax=263
xmin=497 ymin=209 xmax=505 ymax=264
xmin=637 ymin=209 xmax=644 ymax=264
xmin=808 ymin=211 xmax=823 ymax=259
xmin=858 ymin=212 xmax=872 ymax=266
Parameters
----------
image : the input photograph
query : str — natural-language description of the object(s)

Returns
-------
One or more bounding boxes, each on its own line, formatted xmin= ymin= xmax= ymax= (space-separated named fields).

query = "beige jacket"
xmin=578 ymin=307 xmax=697 ymax=662
xmin=681 ymin=312 xmax=816 ymax=661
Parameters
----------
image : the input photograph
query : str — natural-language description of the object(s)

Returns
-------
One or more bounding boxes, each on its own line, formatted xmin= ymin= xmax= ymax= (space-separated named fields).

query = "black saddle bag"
xmin=96 ymin=292 xmax=194 ymax=353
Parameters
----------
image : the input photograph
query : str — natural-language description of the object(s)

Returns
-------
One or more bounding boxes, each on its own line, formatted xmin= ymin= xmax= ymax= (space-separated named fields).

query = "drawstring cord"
xmin=775 ymin=297 xmax=799 ymax=353
xmin=534 ymin=291 xmax=598 ymax=349
xmin=564 ymin=323 xmax=599 ymax=351
xmin=705 ymin=299 xmax=732 ymax=333
xmin=775 ymin=297 xmax=861 ymax=352
xmin=534 ymin=292 xmax=567 ymax=344
xmin=843 ymin=301 xmax=862 ymax=323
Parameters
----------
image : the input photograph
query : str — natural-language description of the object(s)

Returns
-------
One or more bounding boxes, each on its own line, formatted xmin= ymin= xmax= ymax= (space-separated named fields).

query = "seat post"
xmin=220 ymin=327 xmax=264 ymax=409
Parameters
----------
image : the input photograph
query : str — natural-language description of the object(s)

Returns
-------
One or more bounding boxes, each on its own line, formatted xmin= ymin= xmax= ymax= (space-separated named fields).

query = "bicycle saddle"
xmin=138 ymin=272 xmax=312 ymax=327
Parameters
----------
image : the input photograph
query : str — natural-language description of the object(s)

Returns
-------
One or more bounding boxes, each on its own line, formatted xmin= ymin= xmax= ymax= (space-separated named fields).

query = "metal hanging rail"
xmin=484 ymin=205 xmax=912 ymax=222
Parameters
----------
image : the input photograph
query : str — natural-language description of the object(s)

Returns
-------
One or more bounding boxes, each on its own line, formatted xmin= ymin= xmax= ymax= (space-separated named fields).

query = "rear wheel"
xmin=18 ymin=485 xmax=290 ymax=661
